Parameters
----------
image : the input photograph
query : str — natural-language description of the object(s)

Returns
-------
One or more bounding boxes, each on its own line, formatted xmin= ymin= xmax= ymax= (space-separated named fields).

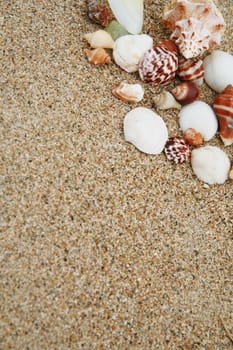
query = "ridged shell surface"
xmin=177 ymin=57 xmax=204 ymax=85
xmin=213 ymin=84 xmax=233 ymax=146
xmin=139 ymin=47 xmax=178 ymax=86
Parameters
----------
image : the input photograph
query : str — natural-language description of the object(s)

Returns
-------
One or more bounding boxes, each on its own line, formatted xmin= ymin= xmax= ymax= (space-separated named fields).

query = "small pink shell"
xmin=164 ymin=137 xmax=191 ymax=163
xmin=172 ymin=81 xmax=199 ymax=105
xmin=139 ymin=47 xmax=178 ymax=86
xmin=177 ymin=57 xmax=204 ymax=85
xmin=213 ymin=84 xmax=233 ymax=146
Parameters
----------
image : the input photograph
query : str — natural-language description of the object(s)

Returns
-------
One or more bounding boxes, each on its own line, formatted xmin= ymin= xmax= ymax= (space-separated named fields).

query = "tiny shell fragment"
xmin=112 ymin=82 xmax=144 ymax=102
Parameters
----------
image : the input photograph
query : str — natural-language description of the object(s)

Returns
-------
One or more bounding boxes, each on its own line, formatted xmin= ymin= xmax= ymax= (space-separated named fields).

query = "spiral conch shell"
xmin=85 ymin=48 xmax=111 ymax=64
xmin=112 ymin=82 xmax=144 ymax=103
xmin=213 ymin=85 xmax=233 ymax=146
xmin=84 ymin=30 xmax=115 ymax=49
xmin=163 ymin=0 xmax=226 ymax=59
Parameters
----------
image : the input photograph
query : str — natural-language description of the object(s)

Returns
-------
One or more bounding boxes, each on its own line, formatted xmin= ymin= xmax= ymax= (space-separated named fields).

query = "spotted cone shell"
xmin=213 ymin=84 xmax=233 ymax=146
xmin=139 ymin=47 xmax=178 ymax=86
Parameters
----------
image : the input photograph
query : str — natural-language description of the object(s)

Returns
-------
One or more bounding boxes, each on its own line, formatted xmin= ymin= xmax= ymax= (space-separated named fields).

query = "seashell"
xmin=108 ymin=0 xmax=143 ymax=35
xmin=123 ymin=107 xmax=168 ymax=154
xmin=179 ymin=101 xmax=218 ymax=141
xmin=139 ymin=47 xmax=178 ymax=86
xmin=157 ymin=39 xmax=179 ymax=54
xmin=153 ymin=91 xmax=181 ymax=110
xmin=163 ymin=0 xmax=226 ymax=59
xmin=203 ymin=50 xmax=233 ymax=93
xmin=172 ymin=81 xmax=199 ymax=105
xmin=86 ymin=0 xmax=111 ymax=27
xmin=113 ymin=34 xmax=153 ymax=73
xmin=183 ymin=128 xmax=204 ymax=147
xmin=191 ymin=146 xmax=231 ymax=185
xmin=84 ymin=30 xmax=115 ymax=49
xmin=177 ymin=57 xmax=204 ymax=86
xmin=104 ymin=20 xmax=129 ymax=41
xmin=164 ymin=137 xmax=191 ymax=163
xmin=213 ymin=85 xmax=233 ymax=146
xmin=112 ymin=82 xmax=144 ymax=102
xmin=85 ymin=47 xmax=111 ymax=64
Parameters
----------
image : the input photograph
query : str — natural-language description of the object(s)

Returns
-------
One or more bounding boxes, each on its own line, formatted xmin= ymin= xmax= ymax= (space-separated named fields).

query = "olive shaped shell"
xmin=183 ymin=128 xmax=204 ymax=147
xmin=177 ymin=57 xmax=204 ymax=86
xmin=124 ymin=107 xmax=168 ymax=154
xmin=139 ymin=47 xmax=178 ymax=86
xmin=213 ymin=84 xmax=233 ymax=146
xmin=172 ymin=81 xmax=199 ymax=105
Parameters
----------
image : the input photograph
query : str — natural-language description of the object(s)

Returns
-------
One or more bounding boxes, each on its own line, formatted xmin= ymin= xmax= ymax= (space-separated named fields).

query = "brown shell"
xmin=183 ymin=128 xmax=204 ymax=147
xmin=172 ymin=81 xmax=199 ymax=105
xmin=177 ymin=57 xmax=204 ymax=85
xmin=213 ymin=84 xmax=233 ymax=146
xmin=85 ymin=48 xmax=111 ymax=64
xmin=157 ymin=39 xmax=179 ymax=54
xmin=139 ymin=47 xmax=178 ymax=86
xmin=164 ymin=136 xmax=191 ymax=163
xmin=86 ymin=0 xmax=111 ymax=27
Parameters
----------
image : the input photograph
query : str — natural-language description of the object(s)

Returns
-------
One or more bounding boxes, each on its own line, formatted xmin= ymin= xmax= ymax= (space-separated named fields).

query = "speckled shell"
xmin=177 ymin=57 xmax=204 ymax=85
xmin=164 ymin=137 xmax=191 ymax=163
xmin=172 ymin=81 xmax=199 ymax=105
xmin=85 ymin=48 xmax=111 ymax=64
xmin=163 ymin=0 xmax=226 ymax=59
xmin=183 ymin=128 xmax=204 ymax=147
xmin=86 ymin=0 xmax=111 ymax=27
xmin=139 ymin=47 xmax=178 ymax=86
xmin=213 ymin=84 xmax=233 ymax=146
xmin=112 ymin=82 xmax=144 ymax=103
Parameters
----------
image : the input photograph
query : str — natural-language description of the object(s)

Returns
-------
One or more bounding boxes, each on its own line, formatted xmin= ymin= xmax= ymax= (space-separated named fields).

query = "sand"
xmin=1 ymin=0 xmax=233 ymax=349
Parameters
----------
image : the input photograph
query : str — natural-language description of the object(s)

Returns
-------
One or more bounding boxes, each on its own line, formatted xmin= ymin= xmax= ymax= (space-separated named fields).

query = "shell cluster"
xmin=84 ymin=1 xmax=232 ymax=185
xmin=163 ymin=0 xmax=226 ymax=59
xmin=139 ymin=47 xmax=178 ymax=86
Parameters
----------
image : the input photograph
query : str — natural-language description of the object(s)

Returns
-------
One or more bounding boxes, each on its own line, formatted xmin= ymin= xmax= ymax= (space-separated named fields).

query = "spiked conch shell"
xmin=108 ymin=0 xmax=144 ymax=34
xmin=163 ymin=0 xmax=226 ymax=59
xmin=84 ymin=30 xmax=115 ymax=49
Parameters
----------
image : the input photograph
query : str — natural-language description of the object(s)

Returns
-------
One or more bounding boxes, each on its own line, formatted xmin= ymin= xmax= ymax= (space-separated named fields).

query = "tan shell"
xmin=84 ymin=30 xmax=115 ymax=49
xmin=153 ymin=91 xmax=181 ymax=110
xmin=112 ymin=82 xmax=144 ymax=103
xmin=85 ymin=48 xmax=111 ymax=64
xmin=163 ymin=0 xmax=226 ymax=58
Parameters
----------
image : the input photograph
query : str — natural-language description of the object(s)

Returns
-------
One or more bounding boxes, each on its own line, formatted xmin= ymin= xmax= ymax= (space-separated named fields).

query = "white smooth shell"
xmin=123 ymin=107 xmax=168 ymax=154
xmin=113 ymin=34 xmax=153 ymax=73
xmin=203 ymin=50 xmax=233 ymax=92
xmin=108 ymin=0 xmax=143 ymax=35
xmin=179 ymin=101 xmax=218 ymax=141
xmin=191 ymin=146 xmax=231 ymax=185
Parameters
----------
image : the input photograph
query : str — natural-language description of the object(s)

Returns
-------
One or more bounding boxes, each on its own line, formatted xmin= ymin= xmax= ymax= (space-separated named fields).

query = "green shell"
xmin=104 ymin=20 xmax=129 ymax=41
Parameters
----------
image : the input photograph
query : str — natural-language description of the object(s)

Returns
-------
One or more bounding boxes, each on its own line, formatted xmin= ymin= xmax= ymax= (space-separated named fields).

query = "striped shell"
xmin=213 ymin=84 xmax=233 ymax=146
xmin=164 ymin=137 xmax=191 ymax=163
xmin=86 ymin=0 xmax=111 ymax=27
xmin=172 ymin=81 xmax=199 ymax=105
xmin=177 ymin=57 xmax=204 ymax=85
xmin=139 ymin=47 xmax=178 ymax=86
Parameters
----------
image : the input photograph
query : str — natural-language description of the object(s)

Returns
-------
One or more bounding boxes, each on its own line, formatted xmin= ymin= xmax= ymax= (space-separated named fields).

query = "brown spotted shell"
xmin=86 ymin=0 xmax=111 ymax=27
xmin=183 ymin=128 xmax=204 ymax=147
xmin=177 ymin=57 xmax=204 ymax=85
xmin=172 ymin=81 xmax=199 ymax=105
xmin=213 ymin=84 xmax=233 ymax=146
xmin=164 ymin=137 xmax=191 ymax=163
xmin=85 ymin=48 xmax=111 ymax=64
xmin=139 ymin=47 xmax=178 ymax=86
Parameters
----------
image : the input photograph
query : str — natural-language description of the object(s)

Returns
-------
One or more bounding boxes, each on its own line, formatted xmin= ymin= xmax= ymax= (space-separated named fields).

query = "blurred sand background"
xmin=1 ymin=0 xmax=233 ymax=349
